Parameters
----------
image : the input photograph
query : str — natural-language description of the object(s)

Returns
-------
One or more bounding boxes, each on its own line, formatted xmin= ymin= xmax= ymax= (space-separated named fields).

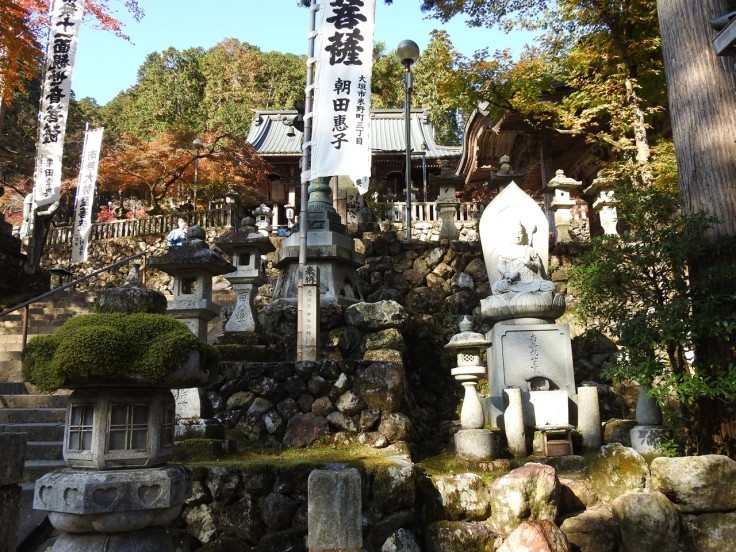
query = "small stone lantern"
xmin=429 ymin=159 xmax=463 ymax=241
xmin=445 ymin=316 xmax=495 ymax=461
xmin=215 ymin=217 xmax=275 ymax=336
xmin=254 ymin=203 xmax=272 ymax=237
xmin=547 ymin=169 xmax=582 ymax=242
xmin=585 ymin=170 xmax=619 ymax=235
xmin=149 ymin=226 xmax=235 ymax=341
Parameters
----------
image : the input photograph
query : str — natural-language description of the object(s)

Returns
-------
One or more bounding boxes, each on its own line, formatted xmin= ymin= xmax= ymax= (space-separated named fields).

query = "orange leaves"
xmin=0 ymin=0 xmax=142 ymax=106
xmin=97 ymin=131 xmax=268 ymax=212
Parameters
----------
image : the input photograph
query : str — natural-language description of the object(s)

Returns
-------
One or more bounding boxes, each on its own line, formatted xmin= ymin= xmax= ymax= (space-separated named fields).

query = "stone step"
xmin=0 ymin=382 xmax=30 ymax=394
xmin=0 ymin=394 xmax=68 ymax=408
xmin=26 ymin=441 xmax=64 ymax=461
xmin=0 ymin=361 xmax=24 ymax=384
xmin=0 ymin=351 xmax=22 ymax=361
xmin=22 ymin=459 xmax=67 ymax=483
xmin=0 ymin=422 xmax=65 ymax=442
xmin=0 ymin=408 xmax=66 ymax=424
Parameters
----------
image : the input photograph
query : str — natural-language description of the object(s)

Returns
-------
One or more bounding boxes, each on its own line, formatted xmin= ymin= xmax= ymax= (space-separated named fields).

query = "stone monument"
xmin=272 ymin=177 xmax=363 ymax=307
xmin=478 ymin=182 xmax=577 ymax=447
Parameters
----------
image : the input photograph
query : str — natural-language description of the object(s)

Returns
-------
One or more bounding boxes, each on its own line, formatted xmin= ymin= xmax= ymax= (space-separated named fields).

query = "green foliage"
xmin=570 ymin=174 xmax=736 ymax=403
xmin=23 ymin=313 xmax=217 ymax=393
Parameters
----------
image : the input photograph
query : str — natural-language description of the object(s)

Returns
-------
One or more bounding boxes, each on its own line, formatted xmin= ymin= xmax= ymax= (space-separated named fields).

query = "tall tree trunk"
xmin=657 ymin=0 xmax=736 ymax=456
xmin=657 ymin=0 xmax=736 ymax=237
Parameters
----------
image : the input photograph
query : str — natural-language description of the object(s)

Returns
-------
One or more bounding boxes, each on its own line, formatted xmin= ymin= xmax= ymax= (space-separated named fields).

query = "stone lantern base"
xmin=34 ymin=465 xmax=190 ymax=552
xmin=454 ymin=429 xmax=495 ymax=461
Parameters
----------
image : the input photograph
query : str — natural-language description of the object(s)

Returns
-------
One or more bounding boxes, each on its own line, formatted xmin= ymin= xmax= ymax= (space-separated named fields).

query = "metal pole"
xmin=404 ymin=66 xmax=413 ymax=241
xmin=297 ymin=0 xmax=319 ymax=360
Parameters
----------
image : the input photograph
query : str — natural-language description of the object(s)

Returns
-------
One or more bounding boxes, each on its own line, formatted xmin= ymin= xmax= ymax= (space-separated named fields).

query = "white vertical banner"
xmin=71 ymin=127 xmax=103 ymax=263
xmin=310 ymin=0 xmax=375 ymax=194
xmin=33 ymin=0 xmax=85 ymax=208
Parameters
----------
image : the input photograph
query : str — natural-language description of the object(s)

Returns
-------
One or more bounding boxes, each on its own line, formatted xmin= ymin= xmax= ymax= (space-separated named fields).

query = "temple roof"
xmin=247 ymin=109 xmax=462 ymax=160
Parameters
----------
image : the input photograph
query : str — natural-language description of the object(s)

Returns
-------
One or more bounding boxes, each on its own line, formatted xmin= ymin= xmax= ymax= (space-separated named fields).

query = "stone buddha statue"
xmin=480 ymin=218 xmax=565 ymax=322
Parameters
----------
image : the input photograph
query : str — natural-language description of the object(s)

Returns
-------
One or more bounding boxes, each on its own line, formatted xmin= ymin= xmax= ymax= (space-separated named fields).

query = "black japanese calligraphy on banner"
xmin=71 ymin=127 xmax=104 ymax=263
xmin=311 ymin=0 xmax=375 ymax=194
xmin=33 ymin=0 xmax=85 ymax=208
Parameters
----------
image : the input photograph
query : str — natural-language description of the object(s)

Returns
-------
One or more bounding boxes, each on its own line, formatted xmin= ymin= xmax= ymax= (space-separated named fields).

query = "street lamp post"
xmin=192 ymin=138 xmax=204 ymax=211
xmin=396 ymin=39 xmax=420 ymax=241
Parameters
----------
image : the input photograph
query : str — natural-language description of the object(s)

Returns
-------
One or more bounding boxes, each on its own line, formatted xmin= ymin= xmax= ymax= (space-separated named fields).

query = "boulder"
xmin=327 ymin=411 xmax=358 ymax=432
xmin=558 ymin=477 xmax=599 ymax=514
xmin=282 ymin=413 xmax=329 ymax=448
xmin=182 ymin=504 xmax=218 ymax=544
xmin=378 ymin=412 xmax=415 ymax=443
xmin=345 ymin=300 xmax=408 ymax=331
xmin=650 ymin=455 xmax=736 ymax=513
xmin=405 ymin=286 xmax=445 ymax=313
xmin=364 ymin=349 xmax=404 ymax=363
xmin=450 ymin=271 xmax=474 ymax=292
xmin=365 ymin=328 xmax=406 ymax=351
xmin=354 ymin=362 xmax=405 ymax=412
xmin=337 ymin=390 xmax=366 ymax=417
xmin=369 ymin=456 xmax=415 ymax=515
xmin=463 ymin=258 xmax=488 ymax=283
xmin=433 ymin=473 xmax=493 ymax=521
xmin=214 ymin=493 xmax=264 ymax=545
xmin=424 ymin=521 xmax=497 ymax=552
xmin=602 ymin=419 xmax=637 ymax=446
xmin=559 ymin=506 xmax=619 ymax=552
xmin=497 ymin=520 xmax=571 ymax=552
xmin=488 ymin=463 xmax=559 ymax=537
xmin=225 ymin=390 xmax=255 ymax=410
xmin=311 ymin=396 xmax=333 ymax=417
xmin=381 ymin=528 xmax=421 ymax=552
xmin=260 ymin=492 xmax=297 ymax=531
xmin=589 ymin=444 xmax=648 ymax=504
xmin=684 ymin=512 xmax=736 ymax=551
xmin=611 ymin=491 xmax=681 ymax=552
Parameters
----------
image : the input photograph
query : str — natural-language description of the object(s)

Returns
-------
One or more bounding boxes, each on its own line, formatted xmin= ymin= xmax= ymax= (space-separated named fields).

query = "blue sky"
xmin=71 ymin=0 xmax=535 ymax=105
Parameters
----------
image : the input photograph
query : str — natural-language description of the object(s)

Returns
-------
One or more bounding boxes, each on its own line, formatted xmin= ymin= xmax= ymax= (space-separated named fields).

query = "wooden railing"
xmin=381 ymin=201 xmax=483 ymax=224
xmin=45 ymin=201 xmax=481 ymax=246
xmin=46 ymin=205 xmax=239 ymax=246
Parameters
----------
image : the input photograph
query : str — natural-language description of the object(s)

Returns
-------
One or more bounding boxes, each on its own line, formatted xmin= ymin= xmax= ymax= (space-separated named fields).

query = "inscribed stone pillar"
xmin=578 ymin=385 xmax=602 ymax=452
xmin=307 ymin=468 xmax=362 ymax=552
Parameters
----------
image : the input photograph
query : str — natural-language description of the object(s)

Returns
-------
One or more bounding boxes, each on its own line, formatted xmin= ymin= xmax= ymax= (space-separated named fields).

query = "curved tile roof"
xmin=247 ymin=109 xmax=461 ymax=160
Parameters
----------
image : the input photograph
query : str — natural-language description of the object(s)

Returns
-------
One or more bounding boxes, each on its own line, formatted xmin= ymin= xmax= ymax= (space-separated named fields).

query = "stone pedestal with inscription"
xmin=487 ymin=321 xmax=577 ymax=428
xmin=300 ymin=266 xmax=321 ymax=361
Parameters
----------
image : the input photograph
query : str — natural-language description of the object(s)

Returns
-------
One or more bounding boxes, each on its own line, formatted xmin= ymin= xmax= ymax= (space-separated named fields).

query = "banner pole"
xmin=297 ymin=0 xmax=319 ymax=361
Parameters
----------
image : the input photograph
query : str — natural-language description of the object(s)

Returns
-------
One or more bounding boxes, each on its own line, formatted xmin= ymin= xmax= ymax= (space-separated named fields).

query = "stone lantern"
xmin=29 ymin=282 xmax=202 ymax=550
xmin=429 ymin=159 xmax=463 ymax=241
xmin=149 ymin=226 xmax=235 ymax=341
xmin=214 ymin=216 xmax=275 ymax=337
xmin=585 ymin=170 xmax=619 ymax=235
xmin=445 ymin=316 xmax=494 ymax=461
xmin=547 ymin=169 xmax=582 ymax=242
xmin=254 ymin=203 xmax=272 ymax=236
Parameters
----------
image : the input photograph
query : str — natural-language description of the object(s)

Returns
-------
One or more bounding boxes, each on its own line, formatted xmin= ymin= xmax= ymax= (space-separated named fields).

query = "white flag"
xmin=71 ymin=127 xmax=103 ymax=263
xmin=33 ymin=0 xmax=85 ymax=208
xmin=310 ymin=0 xmax=375 ymax=194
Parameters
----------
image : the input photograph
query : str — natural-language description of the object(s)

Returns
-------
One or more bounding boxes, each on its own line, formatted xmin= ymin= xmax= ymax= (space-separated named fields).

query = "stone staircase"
xmin=0 ymin=292 xmax=95 ymax=548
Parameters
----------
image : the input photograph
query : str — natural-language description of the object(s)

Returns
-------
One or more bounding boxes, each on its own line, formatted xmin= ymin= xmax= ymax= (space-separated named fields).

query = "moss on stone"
xmin=23 ymin=312 xmax=219 ymax=392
